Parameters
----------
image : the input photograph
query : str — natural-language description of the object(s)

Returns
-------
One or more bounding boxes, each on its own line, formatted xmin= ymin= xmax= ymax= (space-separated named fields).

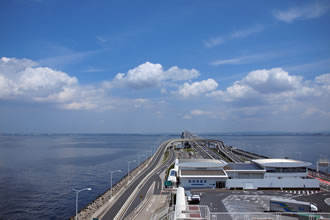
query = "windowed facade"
xmin=266 ymin=167 xmax=306 ymax=173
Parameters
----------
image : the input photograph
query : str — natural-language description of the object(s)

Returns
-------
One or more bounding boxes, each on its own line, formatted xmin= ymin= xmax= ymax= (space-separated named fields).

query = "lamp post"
xmin=127 ymin=160 xmax=136 ymax=180
xmin=109 ymin=170 xmax=121 ymax=199
xmin=145 ymin=150 xmax=152 ymax=159
xmin=138 ymin=154 xmax=145 ymax=166
xmin=73 ymin=187 xmax=92 ymax=220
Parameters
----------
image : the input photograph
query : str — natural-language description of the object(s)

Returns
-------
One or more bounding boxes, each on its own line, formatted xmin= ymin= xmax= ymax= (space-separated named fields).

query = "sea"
xmin=0 ymin=133 xmax=329 ymax=219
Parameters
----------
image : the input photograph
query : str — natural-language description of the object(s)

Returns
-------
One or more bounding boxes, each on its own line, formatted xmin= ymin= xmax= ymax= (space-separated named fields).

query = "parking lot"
xmin=188 ymin=189 xmax=330 ymax=219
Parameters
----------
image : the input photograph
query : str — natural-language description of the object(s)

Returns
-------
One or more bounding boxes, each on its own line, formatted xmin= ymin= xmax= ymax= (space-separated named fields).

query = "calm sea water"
xmin=0 ymin=134 xmax=175 ymax=220
xmin=0 ymin=134 xmax=329 ymax=219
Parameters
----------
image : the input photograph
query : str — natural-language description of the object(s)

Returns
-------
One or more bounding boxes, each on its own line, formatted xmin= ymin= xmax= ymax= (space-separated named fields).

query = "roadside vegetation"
xmin=211 ymin=148 xmax=231 ymax=162
xmin=163 ymin=149 xmax=169 ymax=162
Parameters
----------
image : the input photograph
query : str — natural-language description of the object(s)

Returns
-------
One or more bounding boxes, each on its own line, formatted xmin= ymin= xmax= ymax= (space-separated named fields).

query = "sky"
xmin=0 ymin=0 xmax=330 ymax=133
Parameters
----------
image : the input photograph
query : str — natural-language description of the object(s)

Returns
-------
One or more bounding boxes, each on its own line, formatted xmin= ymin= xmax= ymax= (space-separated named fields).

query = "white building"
xmin=177 ymin=158 xmax=320 ymax=189
xmin=178 ymin=159 xmax=228 ymax=188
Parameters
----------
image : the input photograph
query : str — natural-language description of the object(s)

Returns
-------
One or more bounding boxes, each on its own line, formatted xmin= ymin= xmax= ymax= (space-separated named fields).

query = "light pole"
xmin=145 ymin=150 xmax=152 ymax=159
xmin=138 ymin=154 xmax=145 ymax=166
xmin=73 ymin=187 xmax=92 ymax=220
xmin=127 ymin=160 xmax=136 ymax=180
xmin=110 ymin=170 xmax=121 ymax=199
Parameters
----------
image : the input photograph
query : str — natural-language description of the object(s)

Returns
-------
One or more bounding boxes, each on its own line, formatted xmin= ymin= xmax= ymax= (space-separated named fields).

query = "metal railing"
xmin=163 ymin=205 xmax=330 ymax=220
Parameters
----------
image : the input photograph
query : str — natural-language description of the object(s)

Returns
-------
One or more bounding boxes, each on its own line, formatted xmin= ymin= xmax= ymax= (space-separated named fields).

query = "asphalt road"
xmin=122 ymin=148 xmax=176 ymax=218
xmin=102 ymin=140 xmax=175 ymax=220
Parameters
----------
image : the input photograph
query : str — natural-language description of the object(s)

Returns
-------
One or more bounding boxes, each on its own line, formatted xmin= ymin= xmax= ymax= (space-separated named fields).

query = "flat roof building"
xmin=177 ymin=158 xmax=319 ymax=190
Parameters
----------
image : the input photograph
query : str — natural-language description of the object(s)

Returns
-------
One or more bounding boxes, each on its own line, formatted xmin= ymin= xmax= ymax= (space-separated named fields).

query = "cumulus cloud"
xmin=0 ymin=57 xmax=149 ymax=111
xmin=0 ymin=57 xmax=77 ymax=98
xmin=315 ymin=73 xmax=330 ymax=84
xmin=274 ymin=2 xmax=329 ymax=23
xmin=177 ymin=79 xmax=218 ymax=98
xmin=241 ymin=68 xmax=303 ymax=93
xmin=109 ymin=62 xmax=199 ymax=89
xmin=208 ymin=68 xmax=317 ymax=102
xmin=208 ymin=68 xmax=330 ymax=120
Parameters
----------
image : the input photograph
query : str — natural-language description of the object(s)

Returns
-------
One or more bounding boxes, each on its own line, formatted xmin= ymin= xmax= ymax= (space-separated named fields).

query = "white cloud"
xmin=241 ymin=68 xmax=303 ymax=93
xmin=191 ymin=109 xmax=210 ymax=116
xmin=110 ymin=62 xmax=199 ymax=89
xmin=38 ymin=50 xmax=96 ymax=68
xmin=0 ymin=57 xmax=150 ymax=111
xmin=315 ymin=73 xmax=330 ymax=84
xmin=208 ymin=68 xmax=310 ymax=101
xmin=84 ymin=66 xmax=104 ymax=73
xmin=160 ymin=88 xmax=167 ymax=94
xmin=210 ymin=58 xmax=243 ymax=65
xmin=177 ymin=79 xmax=218 ymax=98
xmin=204 ymin=37 xmax=224 ymax=48
xmin=96 ymin=36 xmax=108 ymax=43
xmin=133 ymin=98 xmax=148 ymax=108
xmin=183 ymin=109 xmax=210 ymax=120
xmin=0 ymin=57 xmax=77 ymax=98
xmin=205 ymin=25 xmax=263 ymax=48
xmin=274 ymin=2 xmax=329 ymax=23
xmin=210 ymin=52 xmax=280 ymax=66
xmin=183 ymin=114 xmax=192 ymax=120
xmin=208 ymin=68 xmax=330 ymax=120
xmin=230 ymin=25 xmax=263 ymax=39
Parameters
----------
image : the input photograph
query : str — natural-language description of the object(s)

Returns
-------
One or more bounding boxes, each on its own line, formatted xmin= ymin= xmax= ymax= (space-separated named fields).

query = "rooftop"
xmin=225 ymin=163 xmax=265 ymax=171
xmin=252 ymin=159 xmax=312 ymax=168
xmin=180 ymin=169 xmax=227 ymax=176
xmin=178 ymin=159 xmax=227 ymax=168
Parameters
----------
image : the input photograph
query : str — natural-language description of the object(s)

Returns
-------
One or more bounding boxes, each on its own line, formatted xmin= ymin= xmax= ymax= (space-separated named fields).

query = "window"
xmin=204 ymin=180 xmax=207 ymax=183
xmin=196 ymin=180 xmax=199 ymax=183
xmin=192 ymin=180 xmax=195 ymax=183
xmin=189 ymin=180 xmax=191 ymax=183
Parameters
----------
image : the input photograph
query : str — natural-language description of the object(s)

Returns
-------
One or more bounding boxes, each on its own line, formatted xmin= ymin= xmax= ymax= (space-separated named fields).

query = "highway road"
xmin=101 ymin=139 xmax=176 ymax=220
xmin=184 ymin=130 xmax=243 ymax=162
xmin=122 ymin=148 xmax=175 ymax=219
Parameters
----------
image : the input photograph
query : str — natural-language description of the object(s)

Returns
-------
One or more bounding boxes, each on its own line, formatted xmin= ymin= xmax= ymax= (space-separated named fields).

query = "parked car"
xmin=190 ymin=194 xmax=200 ymax=204
xmin=185 ymin=190 xmax=192 ymax=202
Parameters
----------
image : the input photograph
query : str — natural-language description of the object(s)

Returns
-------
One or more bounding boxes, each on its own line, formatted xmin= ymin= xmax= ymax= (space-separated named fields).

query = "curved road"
xmin=122 ymin=147 xmax=175 ymax=219
xmin=102 ymin=139 xmax=176 ymax=220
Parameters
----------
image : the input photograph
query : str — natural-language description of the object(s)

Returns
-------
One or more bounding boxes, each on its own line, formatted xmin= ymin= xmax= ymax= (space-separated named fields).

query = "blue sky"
xmin=1 ymin=0 xmax=330 ymax=133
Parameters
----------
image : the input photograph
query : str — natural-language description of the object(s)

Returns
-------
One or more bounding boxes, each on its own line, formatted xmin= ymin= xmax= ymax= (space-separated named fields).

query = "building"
xmin=178 ymin=159 xmax=228 ymax=188
xmin=177 ymin=158 xmax=320 ymax=189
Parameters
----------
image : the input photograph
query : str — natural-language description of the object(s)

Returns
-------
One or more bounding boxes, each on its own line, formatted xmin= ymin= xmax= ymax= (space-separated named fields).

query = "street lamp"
xmin=145 ymin=150 xmax=152 ymax=159
xmin=73 ymin=187 xmax=92 ymax=220
xmin=138 ymin=154 xmax=145 ymax=166
xmin=109 ymin=170 xmax=121 ymax=199
xmin=127 ymin=160 xmax=136 ymax=180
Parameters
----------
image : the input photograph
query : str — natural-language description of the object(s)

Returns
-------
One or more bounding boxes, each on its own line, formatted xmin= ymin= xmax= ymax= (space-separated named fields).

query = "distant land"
xmin=199 ymin=131 xmax=330 ymax=136
xmin=0 ymin=131 xmax=330 ymax=136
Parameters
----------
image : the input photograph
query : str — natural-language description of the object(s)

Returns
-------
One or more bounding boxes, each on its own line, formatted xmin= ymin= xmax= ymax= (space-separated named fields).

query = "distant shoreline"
xmin=0 ymin=132 xmax=329 ymax=136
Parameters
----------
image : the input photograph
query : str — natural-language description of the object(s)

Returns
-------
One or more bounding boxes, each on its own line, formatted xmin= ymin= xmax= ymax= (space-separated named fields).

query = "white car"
xmin=185 ymin=191 xmax=192 ymax=202
xmin=191 ymin=195 xmax=200 ymax=204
